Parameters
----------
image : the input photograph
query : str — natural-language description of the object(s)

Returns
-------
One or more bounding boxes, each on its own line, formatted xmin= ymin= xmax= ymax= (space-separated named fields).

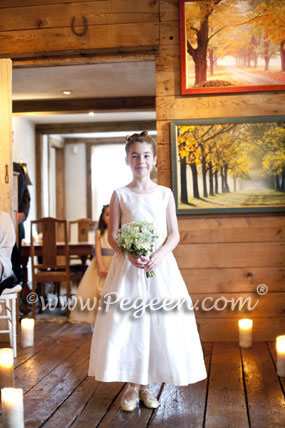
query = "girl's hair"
xmin=98 ymin=204 xmax=109 ymax=236
xmin=125 ymin=130 xmax=156 ymax=157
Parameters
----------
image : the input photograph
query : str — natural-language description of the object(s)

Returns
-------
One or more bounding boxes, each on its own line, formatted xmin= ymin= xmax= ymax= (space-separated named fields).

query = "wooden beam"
xmin=0 ymin=22 xmax=159 ymax=59
xmin=0 ymin=59 xmax=12 ymax=213
xmin=86 ymin=145 xmax=92 ymax=219
xmin=13 ymin=53 xmax=156 ymax=69
xmin=55 ymin=147 xmax=66 ymax=220
xmin=13 ymin=97 xmax=155 ymax=114
xmin=35 ymin=133 xmax=43 ymax=219
xmin=0 ymin=0 xmax=157 ymax=11
xmin=36 ymin=120 xmax=156 ymax=135
xmin=0 ymin=0 xmax=107 ymax=6
xmin=64 ymin=137 xmax=126 ymax=145
xmin=10 ymin=46 xmax=158 ymax=66
xmin=0 ymin=1 xmax=159 ymax=32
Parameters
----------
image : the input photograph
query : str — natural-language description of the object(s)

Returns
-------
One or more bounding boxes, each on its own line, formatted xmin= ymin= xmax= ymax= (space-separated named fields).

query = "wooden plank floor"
xmin=0 ymin=321 xmax=284 ymax=428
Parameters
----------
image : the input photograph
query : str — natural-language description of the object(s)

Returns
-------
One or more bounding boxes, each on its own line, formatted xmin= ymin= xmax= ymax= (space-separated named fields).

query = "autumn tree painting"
xmin=172 ymin=118 xmax=285 ymax=212
xmin=180 ymin=0 xmax=285 ymax=94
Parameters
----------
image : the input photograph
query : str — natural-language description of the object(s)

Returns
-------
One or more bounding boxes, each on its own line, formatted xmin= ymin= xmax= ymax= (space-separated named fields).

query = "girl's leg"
xmin=139 ymin=384 xmax=159 ymax=409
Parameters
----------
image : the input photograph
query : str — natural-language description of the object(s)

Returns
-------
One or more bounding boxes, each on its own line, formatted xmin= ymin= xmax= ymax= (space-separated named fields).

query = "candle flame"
xmin=21 ymin=318 xmax=35 ymax=329
xmin=0 ymin=348 xmax=14 ymax=368
xmin=1 ymin=387 xmax=23 ymax=404
xmin=276 ymin=335 xmax=285 ymax=354
xmin=238 ymin=319 xmax=253 ymax=330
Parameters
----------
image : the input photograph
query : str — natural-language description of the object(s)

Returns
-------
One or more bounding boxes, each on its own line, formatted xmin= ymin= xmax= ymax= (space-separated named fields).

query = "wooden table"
xmin=20 ymin=242 xmax=95 ymax=314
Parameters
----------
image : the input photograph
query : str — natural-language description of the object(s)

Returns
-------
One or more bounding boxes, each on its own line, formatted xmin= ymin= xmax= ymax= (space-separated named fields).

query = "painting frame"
xmin=179 ymin=0 xmax=285 ymax=96
xmin=170 ymin=116 xmax=285 ymax=215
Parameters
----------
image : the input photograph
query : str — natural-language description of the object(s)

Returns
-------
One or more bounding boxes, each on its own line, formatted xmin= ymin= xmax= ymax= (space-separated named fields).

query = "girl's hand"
xmin=98 ymin=267 xmax=108 ymax=278
xmin=127 ymin=254 xmax=148 ymax=269
xmin=144 ymin=250 xmax=164 ymax=272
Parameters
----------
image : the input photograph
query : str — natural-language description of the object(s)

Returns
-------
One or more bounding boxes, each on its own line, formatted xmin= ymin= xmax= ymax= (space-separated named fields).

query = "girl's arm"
xmin=144 ymin=191 xmax=180 ymax=272
xmin=107 ymin=191 xmax=123 ymax=255
xmin=95 ymin=229 xmax=108 ymax=277
xmin=108 ymin=191 xmax=148 ymax=269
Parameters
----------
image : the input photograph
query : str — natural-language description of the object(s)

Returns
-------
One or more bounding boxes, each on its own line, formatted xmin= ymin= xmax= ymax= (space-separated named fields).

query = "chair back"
xmin=30 ymin=217 xmax=69 ymax=270
xmin=69 ymin=218 xmax=97 ymax=243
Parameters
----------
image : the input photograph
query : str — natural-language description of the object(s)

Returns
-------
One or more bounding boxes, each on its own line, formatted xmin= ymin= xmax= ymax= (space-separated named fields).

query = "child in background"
xmin=70 ymin=205 xmax=113 ymax=325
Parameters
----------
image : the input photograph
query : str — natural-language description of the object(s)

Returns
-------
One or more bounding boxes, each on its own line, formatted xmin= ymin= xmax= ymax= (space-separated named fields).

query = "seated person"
xmin=0 ymin=210 xmax=19 ymax=295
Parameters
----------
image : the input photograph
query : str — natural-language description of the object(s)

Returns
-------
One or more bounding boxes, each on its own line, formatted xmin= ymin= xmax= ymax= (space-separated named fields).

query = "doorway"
xmin=12 ymin=60 xmax=156 ymax=228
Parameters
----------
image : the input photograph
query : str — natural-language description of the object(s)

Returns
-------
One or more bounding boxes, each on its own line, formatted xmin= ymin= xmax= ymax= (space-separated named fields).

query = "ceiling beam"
xmin=13 ymin=96 xmax=155 ymax=115
xmin=35 ymin=120 xmax=156 ymax=135
xmin=64 ymin=137 xmax=126 ymax=144
xmin=12 ymin=48 xmax=157 ymax=69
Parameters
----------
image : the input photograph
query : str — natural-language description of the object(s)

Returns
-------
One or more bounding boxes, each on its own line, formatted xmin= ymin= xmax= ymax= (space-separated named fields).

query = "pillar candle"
xmin=0 ymin=348 xmax=14 ymax=389
xmin=238 ymin=319 xmax=253 ymax=348
xmin=276 ymin=335 xmax=285 ymax=377
xmin=21 ymin=318 xmax=35 ymax=348
xmin=1 ymin=388 xmax=24 ymax=428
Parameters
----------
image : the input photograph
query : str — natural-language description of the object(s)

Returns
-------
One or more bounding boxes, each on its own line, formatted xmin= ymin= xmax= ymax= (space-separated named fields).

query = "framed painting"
xmin=170 ymin=116 xmax=285 ymax=214
xmin=179 ymin=0 xmax=285 ymax=95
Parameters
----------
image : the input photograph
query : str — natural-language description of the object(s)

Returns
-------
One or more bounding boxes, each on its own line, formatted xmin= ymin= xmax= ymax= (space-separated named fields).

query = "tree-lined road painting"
xmin=176 ymin=120 xmax=285 ymax=210
xmin=184 ymin=0 xmax=285 ymax=90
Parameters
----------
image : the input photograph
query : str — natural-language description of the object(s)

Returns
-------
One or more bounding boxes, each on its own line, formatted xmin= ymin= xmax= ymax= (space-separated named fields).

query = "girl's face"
xmin=126 ymin=142 xmax=156 ymax=178
xmin=102 ymin=206 xmax=110 ymax=225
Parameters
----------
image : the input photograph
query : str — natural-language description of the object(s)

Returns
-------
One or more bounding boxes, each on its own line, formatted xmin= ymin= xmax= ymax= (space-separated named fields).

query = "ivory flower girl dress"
xmin=70 ymin=231 xmax=113 ymax=324
xmin=89 ymin=185 xmax=207 ymax=386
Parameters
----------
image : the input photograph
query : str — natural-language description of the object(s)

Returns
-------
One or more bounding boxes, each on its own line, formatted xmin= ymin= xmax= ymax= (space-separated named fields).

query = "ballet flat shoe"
xmin=139 ymin=390 xmax=159 ymax=409
xmin=120 ymin=396 xmax=138 ymax=412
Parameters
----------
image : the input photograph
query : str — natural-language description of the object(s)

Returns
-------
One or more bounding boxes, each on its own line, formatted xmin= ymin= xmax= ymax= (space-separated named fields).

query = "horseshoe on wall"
xmin=71 ymin=16 xmax=88 ymax=37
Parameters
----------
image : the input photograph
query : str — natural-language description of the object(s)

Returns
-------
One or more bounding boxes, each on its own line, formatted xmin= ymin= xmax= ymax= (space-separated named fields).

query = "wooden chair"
xmin=30 ymin=217 xmax=70 ymax=318
xmin=0 ymin=286 xmax=22 ymax=358
xmin=69 ymin=218 xmax=97 ymax=275
xmin=69 ymin=218 xmax=97 ymax=243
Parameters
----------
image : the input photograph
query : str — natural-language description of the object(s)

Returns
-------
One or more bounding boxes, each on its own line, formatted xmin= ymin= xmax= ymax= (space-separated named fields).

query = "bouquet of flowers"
xmin=117 ymin=221 xmax=159 ymax=278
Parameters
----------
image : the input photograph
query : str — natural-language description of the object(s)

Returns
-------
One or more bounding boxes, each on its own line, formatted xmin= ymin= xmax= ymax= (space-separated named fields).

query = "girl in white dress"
xmin=70 ymin=205 xmax=113 ymax=325
xmin=88 ymin=131 xmax=207 ymax=411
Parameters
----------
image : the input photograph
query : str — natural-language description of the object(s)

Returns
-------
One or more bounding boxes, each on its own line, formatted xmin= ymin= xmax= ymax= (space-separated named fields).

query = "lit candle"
xmin=0 ymin=348 xmax=14 ymax=389
xmin=238 ymin=319 xmax=253 ymax=348
xmin=276 ymin=335 xmax=285 ymax=377
xmin=1 ymin=388 xmax=24 ymax=428
xmin=21 ymin=318 xmax=35 ymax=348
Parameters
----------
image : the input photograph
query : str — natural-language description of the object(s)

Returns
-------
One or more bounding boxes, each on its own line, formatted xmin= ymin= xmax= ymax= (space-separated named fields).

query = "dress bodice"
xmin=114 ymin=185 xmax=172 ymax=247
xmin=100 ymin=230 xmax=113 ymax=256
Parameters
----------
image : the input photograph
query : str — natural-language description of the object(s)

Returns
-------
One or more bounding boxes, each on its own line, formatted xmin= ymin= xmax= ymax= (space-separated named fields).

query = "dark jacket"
xmin=13 ymin=162 xmax=31 ymax=241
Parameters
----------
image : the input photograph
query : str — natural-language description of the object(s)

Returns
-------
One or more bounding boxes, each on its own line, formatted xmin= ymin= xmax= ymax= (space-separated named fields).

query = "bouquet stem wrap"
xmin=117 ymin=221 xmax=159 ymax=278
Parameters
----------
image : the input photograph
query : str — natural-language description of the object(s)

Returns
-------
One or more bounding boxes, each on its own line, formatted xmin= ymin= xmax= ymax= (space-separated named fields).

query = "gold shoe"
xmin=139 ymin=388 xmax=159 ymax=409
xmin=121 ymin=384 xmax=139 ymax=412
xmin=121 ymin=397 xmax=138 ymax=412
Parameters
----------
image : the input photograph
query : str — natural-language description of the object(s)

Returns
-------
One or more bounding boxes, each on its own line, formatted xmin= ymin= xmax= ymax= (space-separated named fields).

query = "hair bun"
xmin=140 ymin=130 xmax=148 ymax=137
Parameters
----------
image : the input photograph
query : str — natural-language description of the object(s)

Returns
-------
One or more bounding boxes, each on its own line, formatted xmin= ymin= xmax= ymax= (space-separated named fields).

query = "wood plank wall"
xmin=0 ymin=59 xmax=12 ymax=213
xmin=0 ymin=0 xmax=159 ymax=59
xmin=156 ymin=0 xmax=285 ymax=341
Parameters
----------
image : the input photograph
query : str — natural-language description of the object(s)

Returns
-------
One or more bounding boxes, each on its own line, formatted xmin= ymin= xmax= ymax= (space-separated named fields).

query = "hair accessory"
xmin=140 ymin=131 xmax=148 ymax=137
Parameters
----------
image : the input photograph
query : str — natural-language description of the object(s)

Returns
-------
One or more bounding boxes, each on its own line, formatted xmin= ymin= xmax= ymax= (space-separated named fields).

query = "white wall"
xmin=42 ymin=135 xmax=49 ymax=217
xmin=91 ymin=144 xmax=132 ymax=220
xmin=12 ymin=116 xmax=36 ymax=242
xmin=65 ymin=143 xmax=87 ymax=221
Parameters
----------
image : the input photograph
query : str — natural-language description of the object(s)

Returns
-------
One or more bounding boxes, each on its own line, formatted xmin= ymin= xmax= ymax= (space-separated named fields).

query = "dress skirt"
xmin=88 ymin=252 xmax=207 ymax=386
